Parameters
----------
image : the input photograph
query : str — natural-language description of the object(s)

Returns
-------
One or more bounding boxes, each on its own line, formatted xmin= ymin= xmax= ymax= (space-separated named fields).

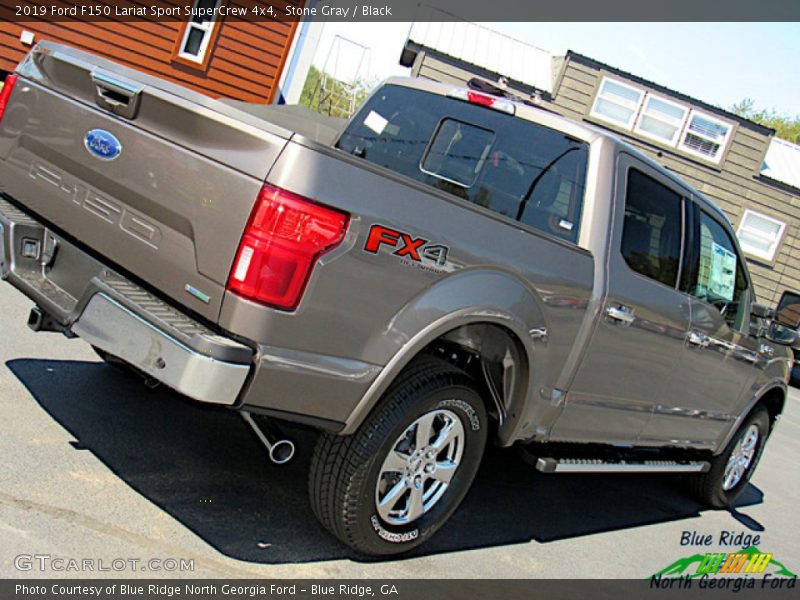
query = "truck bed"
xmin=218 ymin=101 xmax=346 ymax=146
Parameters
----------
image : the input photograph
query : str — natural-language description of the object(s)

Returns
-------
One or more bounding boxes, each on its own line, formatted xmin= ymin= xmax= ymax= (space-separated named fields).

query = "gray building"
xmin=401 ymin=22 xmax=800 ymax=306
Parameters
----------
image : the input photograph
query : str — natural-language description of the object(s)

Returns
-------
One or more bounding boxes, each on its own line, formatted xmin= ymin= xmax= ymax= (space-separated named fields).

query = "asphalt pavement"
xmin=1 ymin=282 xmax=798 ymax=579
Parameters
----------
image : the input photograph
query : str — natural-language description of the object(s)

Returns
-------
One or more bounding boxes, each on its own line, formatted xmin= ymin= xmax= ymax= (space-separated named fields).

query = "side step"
xmin=535 ymin=457 xmax=710 ymax=474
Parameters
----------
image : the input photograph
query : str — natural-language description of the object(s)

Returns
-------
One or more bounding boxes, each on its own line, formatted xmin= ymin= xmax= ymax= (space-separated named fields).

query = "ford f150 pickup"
xmin=0 ymin=42 xmax=796 ymax=556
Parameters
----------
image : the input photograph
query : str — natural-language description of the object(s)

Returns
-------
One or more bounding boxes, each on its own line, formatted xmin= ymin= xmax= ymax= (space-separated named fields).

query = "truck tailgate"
xmin=0 ymin=42 xmax=290 ymax=322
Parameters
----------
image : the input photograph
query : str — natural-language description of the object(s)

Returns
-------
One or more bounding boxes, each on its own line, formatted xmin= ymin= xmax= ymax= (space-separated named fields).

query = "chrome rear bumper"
xmin=72 ymin=293 xmax=250 ymax=405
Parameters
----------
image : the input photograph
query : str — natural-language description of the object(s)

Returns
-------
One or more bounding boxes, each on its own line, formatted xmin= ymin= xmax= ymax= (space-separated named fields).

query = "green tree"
xmin=730 ymin=98 xmax=800 ymax=144
xmin=299 ymin=65 xmax=376 ymax=118
xmin=299 ymin=64 xmax=322 ymax=109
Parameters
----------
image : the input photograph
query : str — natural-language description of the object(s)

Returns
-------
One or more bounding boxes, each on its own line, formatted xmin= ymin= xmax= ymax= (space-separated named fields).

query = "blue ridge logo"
xmin=84 ymin=129 xmax=122 ymax=161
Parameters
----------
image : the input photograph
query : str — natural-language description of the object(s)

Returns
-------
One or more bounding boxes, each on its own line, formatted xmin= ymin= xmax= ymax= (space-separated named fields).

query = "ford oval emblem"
xmin=84 ymin=129 xmax=122 ymax=161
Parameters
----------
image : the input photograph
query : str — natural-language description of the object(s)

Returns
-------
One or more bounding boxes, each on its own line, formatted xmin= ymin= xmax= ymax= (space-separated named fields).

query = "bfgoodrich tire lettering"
xmin=308 ymin=355 xmax=487 ymax=556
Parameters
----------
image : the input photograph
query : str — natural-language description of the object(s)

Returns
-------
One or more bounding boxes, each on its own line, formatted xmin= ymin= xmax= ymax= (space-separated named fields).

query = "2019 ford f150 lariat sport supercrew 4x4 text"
xmin=0 ymin=43 xmax=795 ymax=555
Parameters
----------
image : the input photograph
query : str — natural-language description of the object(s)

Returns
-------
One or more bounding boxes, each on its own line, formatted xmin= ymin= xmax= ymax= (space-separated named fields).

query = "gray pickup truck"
xmin=0 ymin=42 xmax=796 ymax=556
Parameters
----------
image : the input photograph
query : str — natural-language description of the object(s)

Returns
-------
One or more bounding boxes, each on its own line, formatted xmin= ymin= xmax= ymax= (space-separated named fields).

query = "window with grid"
xmin=678 ymin=111 xmax=732 ymax=163
xmin=736 ymin=209 xmax=786 ymax=262
xmin=589 ymin=78 xmax=644 ymax=129
xmin=634 ymin=95 xmax=687 ymax=145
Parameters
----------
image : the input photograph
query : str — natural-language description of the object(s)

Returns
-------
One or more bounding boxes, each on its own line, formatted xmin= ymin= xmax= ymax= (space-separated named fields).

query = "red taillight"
xmin=466 ymin=91 xmax=495 ymax=107
xmin=447 ymin=87 xmax=516 ymax=115
xmin=227 ymin=184 xmax=348 ymax=310
xmin=0 ymin=73 xmax=19 ymax=123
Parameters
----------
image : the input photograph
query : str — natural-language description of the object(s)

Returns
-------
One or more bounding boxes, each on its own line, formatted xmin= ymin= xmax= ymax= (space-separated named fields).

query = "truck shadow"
xmin=8 ymin=358 xmax=764 ymax=564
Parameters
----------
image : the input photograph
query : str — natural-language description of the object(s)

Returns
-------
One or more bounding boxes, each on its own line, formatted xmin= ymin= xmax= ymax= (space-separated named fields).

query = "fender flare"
xmin=341 ymin=269 xmax=547 ymax=436
xmin=712 ymin=380 xmax=787 ymax=455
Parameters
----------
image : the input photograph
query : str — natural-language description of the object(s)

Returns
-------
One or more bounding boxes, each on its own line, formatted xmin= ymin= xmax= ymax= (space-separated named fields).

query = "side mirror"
xmin=750 ymin=303 xmax=775 ymax=338
xmin=751 ymin=303 xmax=774 ymax=319
xmin=766 ymin=321 xmax=799 ymax=347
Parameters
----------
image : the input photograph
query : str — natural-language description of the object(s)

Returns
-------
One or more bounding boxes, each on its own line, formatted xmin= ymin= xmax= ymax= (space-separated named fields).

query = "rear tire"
xmin=308 ymin=355 xmax=487 ymax=556
xmin=689 ymin=407 xmax=770 ymax=508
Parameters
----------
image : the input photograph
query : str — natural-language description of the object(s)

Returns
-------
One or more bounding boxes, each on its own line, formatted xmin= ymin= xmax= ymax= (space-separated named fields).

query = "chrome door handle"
xmin=686 ymin=331 xmax=709 ymax=348
xmin=606 ymin=305 xmax=635 ymax=325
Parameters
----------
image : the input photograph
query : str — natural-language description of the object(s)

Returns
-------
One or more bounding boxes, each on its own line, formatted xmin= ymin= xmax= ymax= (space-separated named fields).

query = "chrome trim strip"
xmin=91 ymin=70 xmax=142 ymax=96
xmin=651 ymin=404 xmax=731 ymax=422
xmin=72 ymin=293 xmax=251 ymax=405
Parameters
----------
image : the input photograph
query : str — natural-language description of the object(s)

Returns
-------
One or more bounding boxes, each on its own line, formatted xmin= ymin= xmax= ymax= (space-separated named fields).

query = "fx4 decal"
xmin=364 ymin=224 xmax=450 ymax=272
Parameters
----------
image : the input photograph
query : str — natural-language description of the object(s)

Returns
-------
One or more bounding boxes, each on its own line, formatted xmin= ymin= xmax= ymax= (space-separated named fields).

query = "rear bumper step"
xmin=535 ymin=457 xmax=710 ymax=474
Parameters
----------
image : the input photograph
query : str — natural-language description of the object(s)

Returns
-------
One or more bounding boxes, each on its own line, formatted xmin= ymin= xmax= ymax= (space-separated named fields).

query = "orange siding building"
xmin=0 ymin=0 xmax=303 ymax=103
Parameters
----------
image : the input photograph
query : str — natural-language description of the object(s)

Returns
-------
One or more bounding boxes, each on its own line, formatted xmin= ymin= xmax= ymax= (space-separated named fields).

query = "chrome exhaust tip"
xmin=268 ymin=439 xmax=295 ymax=465
xmin=240 ymin=411 xmax=295 ymax=465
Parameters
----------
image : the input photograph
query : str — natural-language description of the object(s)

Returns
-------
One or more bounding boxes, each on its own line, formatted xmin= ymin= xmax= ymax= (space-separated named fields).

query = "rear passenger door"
xmin=552 ymin=155 xmax=692 ymax=444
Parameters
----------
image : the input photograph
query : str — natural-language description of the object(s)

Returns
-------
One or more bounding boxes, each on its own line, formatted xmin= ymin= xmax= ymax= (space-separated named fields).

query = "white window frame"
xmin=678 ymin=110 xmax=732 ymax=164
xmin=633 ymin=94 xmax=688 ymax=146
xmin=589 ymin=77 xmax=644 ymax=130
xmin=177 ymin=0 xmax=221 ymax=65
xmin=736 ymin=209 xmax=786 ymax=262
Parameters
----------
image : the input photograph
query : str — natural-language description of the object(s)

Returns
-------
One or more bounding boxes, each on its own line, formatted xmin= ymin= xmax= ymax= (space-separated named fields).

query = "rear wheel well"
xmin=420 ymin=322 xmax=529 ymax=441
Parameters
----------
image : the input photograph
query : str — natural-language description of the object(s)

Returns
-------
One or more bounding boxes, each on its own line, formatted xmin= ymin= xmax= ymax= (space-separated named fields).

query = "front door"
xmin=639 ymin=205 xmax=759 ymax=447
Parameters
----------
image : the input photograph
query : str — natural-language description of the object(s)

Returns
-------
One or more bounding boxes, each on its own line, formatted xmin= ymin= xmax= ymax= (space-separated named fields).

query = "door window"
xmin=620 ymin=169 xmax=683 ymax=287
xmin=687 ymin=210 xmax=750 ymax=331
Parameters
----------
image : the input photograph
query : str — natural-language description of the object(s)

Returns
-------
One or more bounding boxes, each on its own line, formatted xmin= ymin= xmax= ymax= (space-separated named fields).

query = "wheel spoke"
xmin=741 ymin=431 xmax=758 ymax=452
xmin=377 ymin=480 xmax=407 ymax=520
xmin=406 ymin=485 xmax=425 ymax=522
xmin=433 ymin=459 xmax=458 ymax=484
xmin=736 ymin=464 xmax=744 ymax=482
xmin=382 ymin=450 xmax=411 ymax=474
xmin=431 ymin=419 xmax=459 ymax=452
xmin=723 ymin=468 xmax=736 ymax=490
xmin=725 ymin=455 xmax=737 ymax=472
xmin=414 ymin=412 xmax=437 ymax=451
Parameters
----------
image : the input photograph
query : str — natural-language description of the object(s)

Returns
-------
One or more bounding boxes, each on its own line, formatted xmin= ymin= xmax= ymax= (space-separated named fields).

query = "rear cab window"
xmin=336 ymin=84 xmax=589 ymax=244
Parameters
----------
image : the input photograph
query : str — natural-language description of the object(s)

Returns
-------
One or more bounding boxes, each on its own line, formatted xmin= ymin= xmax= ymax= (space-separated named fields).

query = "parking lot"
xmin=1 ymin=281 xmax=798 ymax=579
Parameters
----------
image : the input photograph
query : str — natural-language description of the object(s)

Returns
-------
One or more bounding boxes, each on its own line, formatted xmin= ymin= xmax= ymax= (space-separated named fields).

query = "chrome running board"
xmin=535 ymin=457 xmax=710 ymax=473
